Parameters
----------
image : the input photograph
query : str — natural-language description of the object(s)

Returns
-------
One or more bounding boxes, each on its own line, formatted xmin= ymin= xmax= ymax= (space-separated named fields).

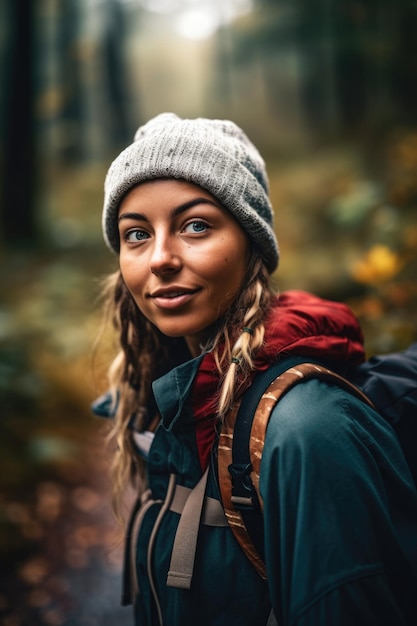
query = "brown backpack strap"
xmin=218 ymin=362 xmax=375 ymax=580
xmin=218 ymin=398 xmax=268 ymax=579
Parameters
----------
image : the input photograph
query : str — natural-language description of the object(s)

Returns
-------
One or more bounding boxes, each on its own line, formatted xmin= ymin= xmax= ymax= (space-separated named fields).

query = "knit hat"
xmin=103 ymin=113 xmax=279 ymax=272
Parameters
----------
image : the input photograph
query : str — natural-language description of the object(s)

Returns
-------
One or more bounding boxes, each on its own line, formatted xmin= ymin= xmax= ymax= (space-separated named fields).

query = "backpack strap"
xmin=218 ymin=360 xmax=375 ymax=580
xmin=167 ymin=467 xmax=210 ymax=589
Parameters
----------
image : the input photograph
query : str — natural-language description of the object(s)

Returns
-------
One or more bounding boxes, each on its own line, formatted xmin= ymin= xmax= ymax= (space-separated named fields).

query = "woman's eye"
xmin=183 ymin=220 xmax=209 ymax=234
xmin=125 ymin=229 xmax=149 ymax=242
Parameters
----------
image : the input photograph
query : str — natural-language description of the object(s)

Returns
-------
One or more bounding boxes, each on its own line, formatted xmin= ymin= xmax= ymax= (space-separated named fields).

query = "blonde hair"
xmin=102 ymin=251 xmax=274 ymax=517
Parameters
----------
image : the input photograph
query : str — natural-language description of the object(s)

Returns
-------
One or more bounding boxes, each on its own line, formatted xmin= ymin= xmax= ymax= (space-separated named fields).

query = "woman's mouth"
xmin=150 ymin=288 xmax=198 ymax=309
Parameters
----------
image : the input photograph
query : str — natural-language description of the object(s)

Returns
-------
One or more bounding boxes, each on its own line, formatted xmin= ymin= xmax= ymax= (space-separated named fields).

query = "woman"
xmin=94 ymin=113 xmax=417 ymax=625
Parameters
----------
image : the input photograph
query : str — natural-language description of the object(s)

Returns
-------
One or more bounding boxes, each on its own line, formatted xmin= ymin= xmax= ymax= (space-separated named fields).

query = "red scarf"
xmin=191 ymin=291 xmax=365 ymax=470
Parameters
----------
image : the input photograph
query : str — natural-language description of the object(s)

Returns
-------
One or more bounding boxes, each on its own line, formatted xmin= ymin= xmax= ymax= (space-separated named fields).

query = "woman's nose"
xmin=150 ymin=236 xmax=182 ymax=275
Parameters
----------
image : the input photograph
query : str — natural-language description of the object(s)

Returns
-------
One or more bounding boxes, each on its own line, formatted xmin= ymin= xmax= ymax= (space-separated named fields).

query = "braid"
xmin=101 ymin=272 xmax=187 ymax=519
xmin=215 ymin=255 xmax=273 ymax=416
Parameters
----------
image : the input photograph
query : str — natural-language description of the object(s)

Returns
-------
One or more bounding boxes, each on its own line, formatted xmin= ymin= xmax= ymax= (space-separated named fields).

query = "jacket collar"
xmin=152 ymin=353 xmax=205 ymax=431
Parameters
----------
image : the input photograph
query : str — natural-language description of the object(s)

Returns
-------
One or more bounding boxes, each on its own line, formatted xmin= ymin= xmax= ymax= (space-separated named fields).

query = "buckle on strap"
xmin=228 ymin=462 xmax=259 ymax=510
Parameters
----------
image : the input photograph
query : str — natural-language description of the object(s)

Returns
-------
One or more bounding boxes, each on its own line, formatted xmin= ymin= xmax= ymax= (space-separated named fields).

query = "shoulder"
xmin=265 ymin=377 xmax=365 ymax=441
xmin=257 ymin=377 xmax=417 ymax=625
xmin=260 ymin=376 xmax=400 ymax=474
xmin=91 ymin=390 xmax=117 ymax=418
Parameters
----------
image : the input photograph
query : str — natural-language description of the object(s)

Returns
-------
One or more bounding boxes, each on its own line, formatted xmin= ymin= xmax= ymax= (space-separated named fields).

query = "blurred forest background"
xmin=1 ymin=0 xmax=417 ymax=624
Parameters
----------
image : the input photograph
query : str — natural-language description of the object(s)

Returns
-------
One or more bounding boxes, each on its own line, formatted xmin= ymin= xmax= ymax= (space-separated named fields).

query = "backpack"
xmin=218 ymin=344 xmax=417 ymax=579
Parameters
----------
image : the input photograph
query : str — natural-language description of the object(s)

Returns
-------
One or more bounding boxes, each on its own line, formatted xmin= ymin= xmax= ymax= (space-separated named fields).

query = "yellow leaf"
xmin=350 ymin=245 xmax=402 ymax=284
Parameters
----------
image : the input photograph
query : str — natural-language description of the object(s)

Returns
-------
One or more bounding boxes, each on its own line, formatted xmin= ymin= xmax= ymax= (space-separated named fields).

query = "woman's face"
xmin=118 ymin=179 xmax=250 ymax=356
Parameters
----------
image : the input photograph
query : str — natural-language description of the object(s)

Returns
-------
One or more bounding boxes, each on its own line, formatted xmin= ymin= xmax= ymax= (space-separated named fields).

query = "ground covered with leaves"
xmin=0 ymin=247 xmax=134 ymax=625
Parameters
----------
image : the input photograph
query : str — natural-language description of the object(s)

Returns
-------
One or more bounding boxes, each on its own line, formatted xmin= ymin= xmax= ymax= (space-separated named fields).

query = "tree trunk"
xmin=1 ymin=0 xmax=37 ymax=248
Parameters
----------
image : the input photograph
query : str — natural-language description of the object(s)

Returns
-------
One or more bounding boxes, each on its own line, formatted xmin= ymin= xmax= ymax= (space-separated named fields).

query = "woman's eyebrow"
xmin=118 ymin=211 xmax=147 ymax=223
xmin=118 ymin=198 xmax=222 ymax=223
xmin=170 ymin=197 xmax=222 ymax=217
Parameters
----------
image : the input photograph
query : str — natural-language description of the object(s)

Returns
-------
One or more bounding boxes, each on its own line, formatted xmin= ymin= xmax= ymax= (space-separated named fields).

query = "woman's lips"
xmin=150 ymin=288 xmax=198 ymax=309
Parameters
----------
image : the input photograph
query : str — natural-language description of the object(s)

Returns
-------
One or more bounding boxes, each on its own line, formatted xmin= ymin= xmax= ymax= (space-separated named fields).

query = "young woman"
xmin=94 ymin=113 xmax=417 ymax=625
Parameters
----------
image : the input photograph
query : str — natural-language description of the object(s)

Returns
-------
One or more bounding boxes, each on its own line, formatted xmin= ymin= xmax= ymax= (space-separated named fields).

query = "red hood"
xmin=258 ymin=290 xmax=365 ymax=367
xmin=192 ymin=290 xmax=365 ymax=469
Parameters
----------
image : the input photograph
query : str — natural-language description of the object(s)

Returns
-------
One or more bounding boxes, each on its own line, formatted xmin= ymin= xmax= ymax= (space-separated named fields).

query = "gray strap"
xmin=148 ymin=474 xmax=177 ymax=626
xmin=129 ymin=494 xmax=159 ymax=600
xmin=167 ymin=467 xmax=209 ymax=589
xmin=170 ymin=484 xmax=228 ymax=527
xmin=169 ymin=483 xmax=190 ymax=514
xmin=266 ymin=609 xmax=279 ymax=625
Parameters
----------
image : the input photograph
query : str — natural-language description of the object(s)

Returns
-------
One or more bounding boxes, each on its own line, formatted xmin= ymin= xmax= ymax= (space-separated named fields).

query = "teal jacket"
xmin=124 ymin=354 xmax=417 ymax=626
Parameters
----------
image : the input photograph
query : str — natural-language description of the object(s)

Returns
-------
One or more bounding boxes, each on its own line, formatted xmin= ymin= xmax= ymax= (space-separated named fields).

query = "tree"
xmin=0 ymin=0 xmax=38 ymax=248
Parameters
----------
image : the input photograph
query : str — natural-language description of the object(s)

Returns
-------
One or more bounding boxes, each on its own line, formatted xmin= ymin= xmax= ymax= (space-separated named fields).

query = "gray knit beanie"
xmin=103 ymin=113 xmax=279 ymax=272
